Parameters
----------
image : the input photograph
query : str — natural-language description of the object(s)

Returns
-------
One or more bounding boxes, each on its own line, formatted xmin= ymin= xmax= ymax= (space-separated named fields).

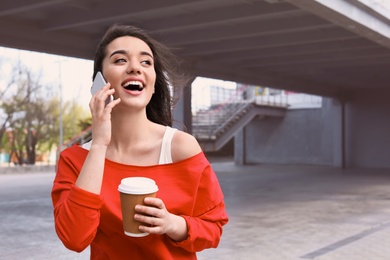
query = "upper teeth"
xmin=124 ymin=81 xmax=143 ymax=87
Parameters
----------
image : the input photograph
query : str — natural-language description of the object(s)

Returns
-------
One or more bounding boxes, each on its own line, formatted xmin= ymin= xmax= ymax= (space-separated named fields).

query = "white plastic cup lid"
xmin=118 ymin=177 xmax=158 ymax=194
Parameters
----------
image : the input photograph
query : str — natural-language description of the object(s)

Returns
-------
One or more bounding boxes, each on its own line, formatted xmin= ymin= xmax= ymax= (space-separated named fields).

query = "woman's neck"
xmin=106 ymin=109 xmax=165 ymax=165
xmin=110 ymin=109 xmax=152 ymax=145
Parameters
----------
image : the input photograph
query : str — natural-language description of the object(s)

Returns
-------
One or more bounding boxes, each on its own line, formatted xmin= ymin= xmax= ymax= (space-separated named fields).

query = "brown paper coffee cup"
xmin=118 ymin=177 xmax=158 ymax=237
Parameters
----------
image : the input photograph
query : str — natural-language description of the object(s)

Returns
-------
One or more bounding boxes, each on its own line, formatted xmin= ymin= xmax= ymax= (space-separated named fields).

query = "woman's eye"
xmin=114 ymin=58 xmax=126 ymax=63
xmin=141 ymin=60 xmax=152 ymax=66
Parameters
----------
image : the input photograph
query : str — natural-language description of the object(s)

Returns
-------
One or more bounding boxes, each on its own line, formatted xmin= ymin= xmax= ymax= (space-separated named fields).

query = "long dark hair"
xmin=93 ymin=24 xmax=186 ymax=126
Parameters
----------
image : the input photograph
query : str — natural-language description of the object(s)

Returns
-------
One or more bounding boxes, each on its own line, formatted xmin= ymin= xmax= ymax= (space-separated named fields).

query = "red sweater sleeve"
xmin=172 ymin=163 xmax=229 ymax=252
xmin=51 ymin=148 xmax=104 ymax=252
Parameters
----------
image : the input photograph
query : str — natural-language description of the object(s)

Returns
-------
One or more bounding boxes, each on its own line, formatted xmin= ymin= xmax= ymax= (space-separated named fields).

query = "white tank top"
xmin=81 ymin=126 xmax=177 ymax=165
xmin=158 ymin=126 xmax=177 ymax=164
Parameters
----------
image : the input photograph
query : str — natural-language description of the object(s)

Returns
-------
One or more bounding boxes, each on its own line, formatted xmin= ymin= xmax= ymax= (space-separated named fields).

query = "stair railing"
xmin=193 ymin=84 xmax=254 ymax=139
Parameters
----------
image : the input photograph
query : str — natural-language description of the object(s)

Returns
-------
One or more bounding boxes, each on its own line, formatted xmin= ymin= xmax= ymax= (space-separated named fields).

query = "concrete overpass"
xmin=1 ymin=0 xmax=390 ymax=169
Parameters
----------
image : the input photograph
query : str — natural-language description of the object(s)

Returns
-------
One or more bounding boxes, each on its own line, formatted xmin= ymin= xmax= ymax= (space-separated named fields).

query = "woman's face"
xmin=102 ymin=36 xmax=156 ymax=109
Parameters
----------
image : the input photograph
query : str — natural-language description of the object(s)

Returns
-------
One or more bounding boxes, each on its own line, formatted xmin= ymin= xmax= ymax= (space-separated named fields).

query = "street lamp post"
xmin=56 ymin=60 xmax=65 ymax=154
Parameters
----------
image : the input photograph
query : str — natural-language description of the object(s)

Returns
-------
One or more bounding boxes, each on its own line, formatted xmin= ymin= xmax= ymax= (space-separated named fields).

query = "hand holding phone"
xmin=91 ymin=71 xmax=113 ymax=105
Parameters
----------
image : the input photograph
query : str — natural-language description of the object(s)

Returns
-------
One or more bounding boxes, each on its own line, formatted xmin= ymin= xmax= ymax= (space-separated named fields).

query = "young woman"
xmin=51 ymin=24 xmax=228 ymax=259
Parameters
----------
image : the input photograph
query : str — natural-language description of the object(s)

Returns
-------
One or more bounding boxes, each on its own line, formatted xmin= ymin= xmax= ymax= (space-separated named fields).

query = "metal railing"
xmin=193 ymin=85 xmax=253 ymax=139
xmin=192 ymin=85 xmax=290 ymax=140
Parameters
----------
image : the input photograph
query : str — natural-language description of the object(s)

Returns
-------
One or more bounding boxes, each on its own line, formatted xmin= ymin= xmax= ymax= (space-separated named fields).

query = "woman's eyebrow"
xmin=109 ymin=49 xmax=127 ymax=58
xmin=140 ymin=51 xmax=154 ymax=59
xmin=109 ymin=50 xmax=153 ymax=59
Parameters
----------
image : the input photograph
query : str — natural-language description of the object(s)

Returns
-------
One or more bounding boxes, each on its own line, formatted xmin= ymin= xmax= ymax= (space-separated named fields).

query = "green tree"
xmin=0 ymin=62 xmax=18 ymax=153
xmin=0 ymin=62 xmax=90 ymax=165
xmin=38 ymin=97 xmax=90 ymax=159
xmin=3 ymin=65 xmax=44 ymax=164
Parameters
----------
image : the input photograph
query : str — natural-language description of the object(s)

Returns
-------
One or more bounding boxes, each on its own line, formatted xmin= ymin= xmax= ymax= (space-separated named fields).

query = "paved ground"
xmin=1 ymin=160 xmax=390 ymax=259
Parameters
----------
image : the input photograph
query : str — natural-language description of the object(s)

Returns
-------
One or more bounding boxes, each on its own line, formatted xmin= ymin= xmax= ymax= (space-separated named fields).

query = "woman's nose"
xmin=126 ymin=61 xmax=141 ymax=74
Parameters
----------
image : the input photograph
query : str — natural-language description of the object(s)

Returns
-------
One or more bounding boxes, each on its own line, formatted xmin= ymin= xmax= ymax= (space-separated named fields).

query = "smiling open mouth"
xmin=123 ymin=81 xmax=144 ymax=91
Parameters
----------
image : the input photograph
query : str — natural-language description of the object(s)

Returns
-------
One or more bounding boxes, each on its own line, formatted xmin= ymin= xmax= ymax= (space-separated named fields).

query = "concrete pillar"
xmin=234 ymin=128 xmax=245 ymax=165
xmin=340 ymin=98 xmax=346 ymax=169
xmin=329 ymin=98 xmax=344 ymax=168
xmin=173 ymin=78 xmax=195 ymax=133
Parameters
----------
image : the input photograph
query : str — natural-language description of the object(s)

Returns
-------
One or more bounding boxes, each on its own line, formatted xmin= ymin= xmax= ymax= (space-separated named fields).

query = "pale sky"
xmin=0 ymin=46 xmax=94 ymax=110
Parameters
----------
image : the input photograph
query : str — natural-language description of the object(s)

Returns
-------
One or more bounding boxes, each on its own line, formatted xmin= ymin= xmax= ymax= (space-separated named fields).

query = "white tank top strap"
xmin=158 ymin=126 xmax=178 ymax=164
xmin=81 ymin=140 xmax=92 ymax=150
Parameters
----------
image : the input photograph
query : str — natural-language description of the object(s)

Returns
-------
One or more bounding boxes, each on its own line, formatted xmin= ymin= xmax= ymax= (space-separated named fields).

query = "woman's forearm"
xmin=75 ymin=144 xmax=107 ymax=194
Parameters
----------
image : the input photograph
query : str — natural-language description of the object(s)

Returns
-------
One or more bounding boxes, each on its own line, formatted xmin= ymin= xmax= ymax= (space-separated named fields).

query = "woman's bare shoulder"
xmin=171 ymin=130 xmax=202 ymax=162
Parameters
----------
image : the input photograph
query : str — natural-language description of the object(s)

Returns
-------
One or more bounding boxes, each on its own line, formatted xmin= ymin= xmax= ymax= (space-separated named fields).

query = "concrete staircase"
xmin=192 ymin=101 xmax=287 ymax=152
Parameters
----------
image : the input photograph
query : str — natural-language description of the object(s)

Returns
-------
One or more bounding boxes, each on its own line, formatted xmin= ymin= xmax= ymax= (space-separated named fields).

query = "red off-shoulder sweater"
xmin=52 ymin=145 xmax=228 ymax=260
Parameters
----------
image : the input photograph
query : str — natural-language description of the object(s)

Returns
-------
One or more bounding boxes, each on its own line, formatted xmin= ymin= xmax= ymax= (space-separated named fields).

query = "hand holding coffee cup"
xmin=118 ymin=177 xmax=158 ymax=237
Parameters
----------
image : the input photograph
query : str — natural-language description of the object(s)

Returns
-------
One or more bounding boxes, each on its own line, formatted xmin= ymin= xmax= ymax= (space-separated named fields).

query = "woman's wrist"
xmin=89 ymin=142 xmax=109 ymax=151
xmin=167 ymin=214 xmax=188 ymax=242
